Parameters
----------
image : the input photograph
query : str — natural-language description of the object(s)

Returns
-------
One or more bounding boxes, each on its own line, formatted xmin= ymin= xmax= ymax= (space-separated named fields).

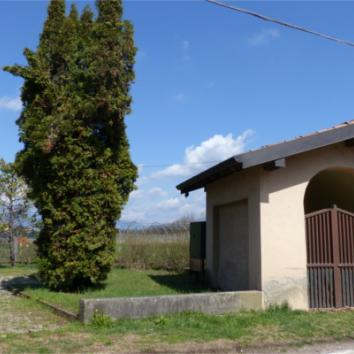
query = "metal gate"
xmin=305 ymin=207 xmax=354 ymax=308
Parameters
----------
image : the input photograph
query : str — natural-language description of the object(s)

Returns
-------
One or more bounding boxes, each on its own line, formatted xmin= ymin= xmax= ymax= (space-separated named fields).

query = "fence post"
xmin=331 ymin=207 xmax=342 ymax=308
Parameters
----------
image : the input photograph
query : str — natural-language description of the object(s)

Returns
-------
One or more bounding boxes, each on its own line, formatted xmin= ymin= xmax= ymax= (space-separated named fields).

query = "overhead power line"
xmin=207 ymin=0 xmax=354 ymax=48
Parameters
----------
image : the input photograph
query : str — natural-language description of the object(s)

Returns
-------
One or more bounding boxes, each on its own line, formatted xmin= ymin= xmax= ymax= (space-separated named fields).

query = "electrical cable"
xmin=207 ymin=0 xmax=354 ymax=48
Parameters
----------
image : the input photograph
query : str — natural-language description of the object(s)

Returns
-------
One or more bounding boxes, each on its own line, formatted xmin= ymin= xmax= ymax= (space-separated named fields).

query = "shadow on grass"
xmin=3 ymin=270 xmax=212 ymax=296
xmin=1 ymin=275 xmax=108 ymax=294
xmin=149 ymin=271 xmax=212 ymax=293
xmin=1 ymin=275 xmax=41 ymax=293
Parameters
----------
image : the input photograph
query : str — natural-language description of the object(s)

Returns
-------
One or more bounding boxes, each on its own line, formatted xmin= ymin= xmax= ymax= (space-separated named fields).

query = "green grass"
xmin=1 ymin=266 xmax=354 ymax=352
xmin=0 ymin=264 xmax=37 ymax=277
xmin=10 ymin=267 xmax=210 ymax=313
xmin=0 ymin=305 xmax=354 ymax=353
xmin=87 ymin=306 xmax=354 ymax=345
xmin=2 ymin=266 xmax=354 ymax=353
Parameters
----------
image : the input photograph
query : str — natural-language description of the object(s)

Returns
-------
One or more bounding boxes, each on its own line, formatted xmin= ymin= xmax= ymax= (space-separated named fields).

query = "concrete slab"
xmin=79 ymin=290 xmax=263 ymax=323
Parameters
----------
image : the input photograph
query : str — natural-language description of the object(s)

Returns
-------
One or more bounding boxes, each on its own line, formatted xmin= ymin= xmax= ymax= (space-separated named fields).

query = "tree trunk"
xmin=8 ymin=230 xmax=17 ymax=267
xmin=8 ymin=207 xmax=16 ymax=267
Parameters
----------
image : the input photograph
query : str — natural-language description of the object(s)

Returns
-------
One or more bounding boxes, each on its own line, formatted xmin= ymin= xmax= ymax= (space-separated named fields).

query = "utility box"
xmin=190 ymin=221 xmax=206 ymax=272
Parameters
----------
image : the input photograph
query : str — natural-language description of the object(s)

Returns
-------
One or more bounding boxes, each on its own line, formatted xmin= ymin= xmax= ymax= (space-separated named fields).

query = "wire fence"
xmin=0 ymin=237 xmax=36 ymax=264
xmin=117 ymin=221 xmax=190 ymax=243
xmin=116 ymin=220 xmax=192 ymax=271
xmin=0 ymin=220 xmax=197 ymax=270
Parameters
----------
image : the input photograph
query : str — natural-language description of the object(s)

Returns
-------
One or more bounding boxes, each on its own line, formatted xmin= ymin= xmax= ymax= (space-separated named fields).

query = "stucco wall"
xmin=205 ymin=142 xmax=354 ymax=310
xmin=206 ymin=167 xmax=261 ymax=292
xmin=259 ymin=143 xmax=354 ymax=309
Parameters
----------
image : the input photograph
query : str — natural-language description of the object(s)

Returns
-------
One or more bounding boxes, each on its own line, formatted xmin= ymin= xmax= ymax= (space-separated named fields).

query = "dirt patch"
xmin=0 ymin=277 xmax=66 ymax=334
xmin=122 ymin=338 xmax=354 ymax=354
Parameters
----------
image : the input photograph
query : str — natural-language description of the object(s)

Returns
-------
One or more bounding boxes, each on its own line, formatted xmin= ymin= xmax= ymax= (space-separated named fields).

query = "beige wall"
xmin=260 ymin=143 xmax=354 ymax=309
xmin=206 ymin=167 xmax=262 ymax=292
xmin=205 ymin=142 xmax=354 ymax=310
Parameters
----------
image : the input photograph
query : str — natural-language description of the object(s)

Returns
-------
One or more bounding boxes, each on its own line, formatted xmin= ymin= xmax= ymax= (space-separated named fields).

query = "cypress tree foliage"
xmin=4 ymin=0 xmax=137 ymax=291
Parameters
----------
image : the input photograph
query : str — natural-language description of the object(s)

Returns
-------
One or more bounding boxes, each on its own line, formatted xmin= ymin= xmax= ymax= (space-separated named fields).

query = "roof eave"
xmin=176 ymin=121 xmax=354 ymax=195
xmin=176 ymin=157 xmax=242 ymax=195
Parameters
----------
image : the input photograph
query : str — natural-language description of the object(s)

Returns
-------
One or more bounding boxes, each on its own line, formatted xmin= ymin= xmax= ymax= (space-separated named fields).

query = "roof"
xmin=176 ymin=120 xmax=354 ymax=195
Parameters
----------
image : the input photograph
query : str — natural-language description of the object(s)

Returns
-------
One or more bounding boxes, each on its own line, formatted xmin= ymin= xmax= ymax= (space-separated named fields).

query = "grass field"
xmin=0 ymin=264 xmax=37 ymax=277
xmin=5 ymin=266 xmax=210 ymax=313
xmin=115 ymin=240 xmax=189 ymax=272
xmin=1 ymin=265 xmax=354 ymax=353
xmin=0 ymin=303 xmax=353 ymax=353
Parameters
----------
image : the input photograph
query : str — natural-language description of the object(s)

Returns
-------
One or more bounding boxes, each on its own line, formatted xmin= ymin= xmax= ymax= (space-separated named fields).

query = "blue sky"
xmin=2 ymin=1 xmax=354 ymax=224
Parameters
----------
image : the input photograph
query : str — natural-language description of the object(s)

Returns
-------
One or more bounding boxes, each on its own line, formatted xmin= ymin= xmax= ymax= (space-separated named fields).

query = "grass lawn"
xmin=5 ymin=266 xmax=211 ymax=313
xmin=1 ymin=265 xmax=354 ymax=353
xmin=0 ymin=305 xmax=353 ymax=353
xmin=0 ymin=264 xmax=37 ymax=277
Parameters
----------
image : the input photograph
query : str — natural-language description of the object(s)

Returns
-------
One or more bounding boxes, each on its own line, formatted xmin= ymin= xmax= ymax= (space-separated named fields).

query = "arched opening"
xmin=304 ymin=167 xmax=354 ymax=309
xmin=304 ymin=167 xmax=354 ymax=214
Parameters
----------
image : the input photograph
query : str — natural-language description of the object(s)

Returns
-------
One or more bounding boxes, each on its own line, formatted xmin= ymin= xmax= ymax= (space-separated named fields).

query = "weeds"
xmin=115 ymin=240 xmax=189 ymax=272
xmin=91 ymin=311 xmax=114 ymax=328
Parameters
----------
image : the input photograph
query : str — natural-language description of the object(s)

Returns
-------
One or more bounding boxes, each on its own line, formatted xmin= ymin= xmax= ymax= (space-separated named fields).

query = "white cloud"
xmin=181 ymin=40 xmax=190 ymax=50
xmin=121 ymin=191 xmax=205 ymax=224
xmin=153 ymin=130 xmax=253 ymax=179
xmin=0 ymin=97 xmax=22 ymax=111
xmin=157 ymin=197 xmax=180 ymax=210
xmin=148 ymin=187 xmax=168 ymax=197
xmin=129 ymin=189 xmax=143 ymax=200
xmin=120 ymin=129 xmax=254 ymax=224
xmin=174 ymin=93 xmax=185 ymax=102
xmin=137 ymin=164 xmax=144 ymax=175
xmin=120 ymin=207 xmax=149 ymax=223
xmin=179 ymin=39 xmax=191 ymax=62
xmin=128 ymin=182 xmax=168 ymax=201
xmin=136 ymin=50 xmax=147 ymax=61
xmin=249 ymin=29 xmax=280 ymax=46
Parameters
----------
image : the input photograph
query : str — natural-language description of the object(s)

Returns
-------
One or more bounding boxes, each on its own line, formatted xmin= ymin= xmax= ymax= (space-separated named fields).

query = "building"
xmin=177 ymin=121 xmax=354 ymax=309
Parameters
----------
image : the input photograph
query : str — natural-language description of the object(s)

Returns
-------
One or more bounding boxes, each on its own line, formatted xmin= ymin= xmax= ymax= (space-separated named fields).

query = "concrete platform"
xmin=79 ymin=290 xmax=263 ymax=323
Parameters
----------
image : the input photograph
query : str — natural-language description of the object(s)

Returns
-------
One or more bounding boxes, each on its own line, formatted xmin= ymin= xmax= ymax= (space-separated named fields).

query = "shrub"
xmin=5 ymin=0 xmax=137 ymax=290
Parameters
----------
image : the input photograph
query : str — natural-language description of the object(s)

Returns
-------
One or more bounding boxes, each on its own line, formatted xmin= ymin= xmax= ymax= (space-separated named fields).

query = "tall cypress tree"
xmin=4 ymin=0 xmax=137 ymax=290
